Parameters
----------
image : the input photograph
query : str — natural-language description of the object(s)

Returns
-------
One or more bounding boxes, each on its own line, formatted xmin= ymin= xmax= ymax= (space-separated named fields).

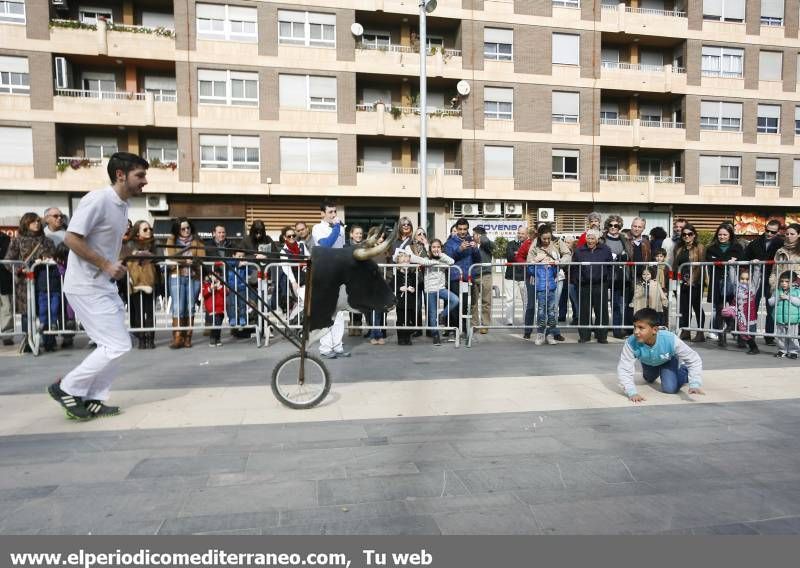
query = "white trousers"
xmin=319 ymin=310 xmax=345 ymax=355
xmin=0 ymin=293 xmax=13 ymax=333
xmin=503 ymin=279 xmax=527 ymax=324
xmin=61 ymin=292 xmax=132 ymax=401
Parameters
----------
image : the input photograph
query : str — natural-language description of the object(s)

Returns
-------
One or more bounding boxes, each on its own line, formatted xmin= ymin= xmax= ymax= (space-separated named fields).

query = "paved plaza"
xmin=2 ymin=332 xmax=800 ymax=535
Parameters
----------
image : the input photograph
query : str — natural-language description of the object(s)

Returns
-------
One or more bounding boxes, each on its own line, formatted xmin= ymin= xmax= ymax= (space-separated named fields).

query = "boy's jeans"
xmin=642 ymin=356 xmax=689 ymax=394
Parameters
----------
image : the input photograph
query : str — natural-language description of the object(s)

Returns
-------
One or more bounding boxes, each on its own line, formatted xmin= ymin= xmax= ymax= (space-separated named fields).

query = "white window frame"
xmin=701 ymin=46 xmax=744 ymax=78
xmin=757 ymin=104 xmax=781 ymax=134
xmin=552 ymin=149 xmax=579 ymax=180
xmin=280 ymin=137 xmax=338 ymax=173
xmin=200 ymin=135 xmax=260 ymax=170
xmin=198 ymin=69 xmax=258 ymax=107
xmin=196 ymin=4 xmax=257 ymax=43
xmin=702 ymin=0 xmax=745 ymax=22
xmin=279 ymin=74 xmax=337 ymax=111
xmin=278 ymin=11 xmax=336 ymax=48
xmin=755 ymin=158 xmax=779 ymax=187
xmin=483 ymin=28 xmax=513 ymax=61
xmin=761 ymin=0 xmax=784 ymax=26
xmin=700 ymin=101 xmax=742 ymax=132
xmin=79 ymin=6 xmax=113 ymax=25
xmin=145 ymin=139 xmax=178 ymax=164
xmin=0 ymin=0 xmax=25 ymax=24
xmin=553 ymin=0 xmax=580 ymax=7
xmin=795 ymin=106 xmax=800 ymax=135
xmin=483 ymin=87 xmax=513 ymax=120
xmin=143 ymin=75 xmax=176 ymax=102
xmin=0 ymin=56 xmax=29 ymax=94
xmin=84 ymin=137 xmax=118 ymax=160
xmin=600 ymin=102 xmax=619 ymax=121
xmin=600 ymin=155 xmax=619 ymax=179
xmin=361 ymin=31 xmax=390 ymax=49
xmin=552 ymin=91 xmax=579 ymax=123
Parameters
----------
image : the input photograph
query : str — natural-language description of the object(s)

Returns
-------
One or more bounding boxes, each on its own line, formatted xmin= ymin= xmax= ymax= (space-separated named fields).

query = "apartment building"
xmin=0 ymin=0 xmax=798 ymax=238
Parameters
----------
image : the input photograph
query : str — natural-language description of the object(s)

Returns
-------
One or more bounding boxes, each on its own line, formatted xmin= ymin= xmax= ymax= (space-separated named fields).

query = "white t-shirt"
xmin=311 ymin=221 xmax=345 ymax=249
xmin=63 ymin=186 xmax=129 ymax=296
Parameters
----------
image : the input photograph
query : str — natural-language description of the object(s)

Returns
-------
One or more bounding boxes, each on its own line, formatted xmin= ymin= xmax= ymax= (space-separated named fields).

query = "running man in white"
xmin=48 ymin=152 xmax=149 ymax=420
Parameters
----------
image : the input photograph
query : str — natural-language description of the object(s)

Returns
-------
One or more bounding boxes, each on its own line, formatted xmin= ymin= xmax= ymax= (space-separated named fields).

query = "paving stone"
xmin=263 ymin=514 xmax=441 ymax=535
xmin=531 ymin=494 xmax=673 ymax=534
xmin=746 ymin=516 xmax=800 ymax=535
xmin=0 ymin=485 xmax=58 ymax=503
xmin=180 ymin=481 xmax=316 ymax=517
xmin=433 ymin=506 xmax=542 ymax=535
xmin=39 ymin=520 xmax=164 ymax=535
xmin=127 ymin=455 xmax=247 ymax=479
xmin=159 ymin=512 xmax=279 ymax=535
xmin=687 ymin=523 xmax=759 ymax=535
xmin=453 ymin=437 xmax=567 ymax=458
xmin=280 ymin=501 xmax=411 ymax=527
xmin=0 ymin=458 xmax=141 ymax=490
xmin=317 ymin=472 xmax=469 ymax=506
xmin=344 ymin=462 xmax=420 ymax=478
xmin=404 ymin=492 xmax=523 ymax=516
xmin=208 ymin=466 xmax=347 ymax=486
xmin=234 ymin=422 xmax=369 ymax=446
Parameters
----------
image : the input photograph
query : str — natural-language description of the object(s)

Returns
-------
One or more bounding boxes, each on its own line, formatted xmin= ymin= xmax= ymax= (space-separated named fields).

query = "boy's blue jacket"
xmin=617 ymin=330 xmax=703 ymax=397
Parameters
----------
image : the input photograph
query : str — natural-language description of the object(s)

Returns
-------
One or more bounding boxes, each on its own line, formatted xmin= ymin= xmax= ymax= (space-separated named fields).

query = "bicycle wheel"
xmin=271 ymin=352 xmax=330 ymax=409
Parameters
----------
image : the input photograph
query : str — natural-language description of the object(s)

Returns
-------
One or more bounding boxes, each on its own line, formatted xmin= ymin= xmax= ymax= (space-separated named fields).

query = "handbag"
xmin=720 ymin=304 xmax=737 ymax=319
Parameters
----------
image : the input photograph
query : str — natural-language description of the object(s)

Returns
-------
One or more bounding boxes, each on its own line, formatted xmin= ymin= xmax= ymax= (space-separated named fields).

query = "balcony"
xmin=49 ymin=19 xmax=175 ymax=60
xmin=355 ymin=166 xmax=463 ymax=198
xmin=600 ymin=174 xmax=685 ymax=202
xmin=355 ymin=103 xmax=462 ymax=137
xmin=56 ymin=157 xmax=182 ymax=192
xmin=601 ymin=3 xmax=688 ymax=37
xmin=53 ymin=89 xmax=177 ymax=127
xmin=600 ymin=118 xmax=685 ymax=148
xmin=600 ymin=62 xmax=686 ymax=93
xmin=354 ymin=43 xmax=462 ymax=77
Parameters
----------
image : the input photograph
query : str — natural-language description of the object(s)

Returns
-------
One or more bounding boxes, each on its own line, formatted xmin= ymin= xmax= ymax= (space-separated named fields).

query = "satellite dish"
xmin=350 ymin=22 xmax=364 ymax=37
xmin=424 ymin=0 xmax=437 ymax=13
xmin=456 ymin=80 xmax=471 ymax=96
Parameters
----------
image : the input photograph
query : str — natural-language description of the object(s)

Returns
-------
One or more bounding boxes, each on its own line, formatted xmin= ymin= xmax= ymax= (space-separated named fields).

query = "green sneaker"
xmin=47 ymin=381 xmax=92 ymax=421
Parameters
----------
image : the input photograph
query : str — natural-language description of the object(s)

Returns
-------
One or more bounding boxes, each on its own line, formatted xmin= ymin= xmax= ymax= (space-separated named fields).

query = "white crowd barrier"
xmin=0 ymin=260 xmax=26 ymax=345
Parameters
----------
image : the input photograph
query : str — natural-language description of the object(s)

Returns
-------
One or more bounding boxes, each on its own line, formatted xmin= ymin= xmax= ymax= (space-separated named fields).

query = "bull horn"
xmin=353 ymin=223 xmax=397 ymax=261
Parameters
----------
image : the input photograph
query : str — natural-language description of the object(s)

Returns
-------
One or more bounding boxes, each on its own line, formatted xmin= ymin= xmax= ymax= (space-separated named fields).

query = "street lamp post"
xmin=418 ymin=0 xmax=436 ymax=234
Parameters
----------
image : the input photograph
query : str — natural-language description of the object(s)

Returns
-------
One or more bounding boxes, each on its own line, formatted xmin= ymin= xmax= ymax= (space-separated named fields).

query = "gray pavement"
xmin=2 ymin=331 xmax=800 ymax=535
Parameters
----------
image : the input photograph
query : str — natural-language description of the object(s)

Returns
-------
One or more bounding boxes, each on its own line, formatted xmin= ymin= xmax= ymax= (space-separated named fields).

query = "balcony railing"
xmin=600 ymin=173 xmax=683 ymax=183
xmin=601 ymin=4 xmax=687 ymax=18
xmin=701 ymin=70 xmax=743 ymax=79
xmin=55 ymin=89 xmax=148 ymax=101
xmin=600 ymin=118 xmax=632 ymax=126
xmin=356 ymin=104 xmax=462 ymax=117
xmin=357 ymin=166 xmax=462 ymax=175
xmin=602 ymin=61 xmax=686 ymax=74
xmin=356 ymin=42 xmax=461 ymax=57
xmin=641 ymin=120 xmax=685 ymax=129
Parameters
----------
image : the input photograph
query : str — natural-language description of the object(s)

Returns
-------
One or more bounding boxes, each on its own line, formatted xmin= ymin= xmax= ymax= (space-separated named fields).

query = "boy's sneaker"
xmin=85 ymin=400 xmax=120 ymax=418
xmin=775 ymin=352 xmax=786 ymax=358
xmin=546 ymin=335 xmax=557 ymax=345
xmin=534 ymin=333 xmax=545 ymax=346
xmin=47 ymin=381 xmax=92 ymax=421
xmin=215 ymin=340 xmax=223 ymax=347
xmin=789 ymin=353 xmax=798 ymax=360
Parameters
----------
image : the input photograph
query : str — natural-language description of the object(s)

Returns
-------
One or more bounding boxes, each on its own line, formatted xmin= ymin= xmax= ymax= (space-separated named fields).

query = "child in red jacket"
xmin=202 ymin=268 xmax=226 ymax=347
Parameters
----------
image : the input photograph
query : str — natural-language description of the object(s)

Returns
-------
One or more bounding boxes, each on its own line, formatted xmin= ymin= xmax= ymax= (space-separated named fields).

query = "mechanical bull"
xmin=306 ymin=229 xmax=397 ymax=333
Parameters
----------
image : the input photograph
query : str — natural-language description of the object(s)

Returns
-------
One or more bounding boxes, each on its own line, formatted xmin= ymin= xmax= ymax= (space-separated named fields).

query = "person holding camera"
xmin=444 ymin=218 xmax=481 ymax=334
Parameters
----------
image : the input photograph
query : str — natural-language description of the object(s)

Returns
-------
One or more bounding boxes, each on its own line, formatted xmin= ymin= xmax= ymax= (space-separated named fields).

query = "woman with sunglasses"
xmin=126 ymin=220 xmax=158 ymax=349
xmin=278 ymin=225 xmax=310 ymax=322
xmin=673 ymin=223 xmax=706 ymax=342
xmin=395 ymin=216 xmax=415 ymax=251
xmin=602 ymin=215 xmax=632 ymax=339
xmin=705 ymin=223 xmax=744 ymax=344
xmin=164 ymin=217 xmax=205 ymax=349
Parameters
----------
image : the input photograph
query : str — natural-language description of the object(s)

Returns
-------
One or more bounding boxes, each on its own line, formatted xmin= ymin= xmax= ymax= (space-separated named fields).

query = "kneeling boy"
xmin=618 ymin=308 xmax=706 ymax=403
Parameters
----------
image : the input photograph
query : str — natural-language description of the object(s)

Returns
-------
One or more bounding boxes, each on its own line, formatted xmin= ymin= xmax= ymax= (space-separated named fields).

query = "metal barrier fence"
xmin=0 ymin=260 xmax=26 ymax=346
xmin=465 ymin=261 xmax=676 ymax=346
xmin=675 ymin=260 xmax=800 ymax=351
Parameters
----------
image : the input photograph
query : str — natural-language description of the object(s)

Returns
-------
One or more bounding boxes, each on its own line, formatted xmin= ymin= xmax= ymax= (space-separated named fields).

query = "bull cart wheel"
xmin=271 ymin=352 xmax=330 ymax=409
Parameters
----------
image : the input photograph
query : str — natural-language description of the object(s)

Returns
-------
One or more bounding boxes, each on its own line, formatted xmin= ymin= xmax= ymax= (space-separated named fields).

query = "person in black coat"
xmin=744 ymin=219 xmax=784 ymax=345
xmin=572 ymin=229 xmax=613 ymax=343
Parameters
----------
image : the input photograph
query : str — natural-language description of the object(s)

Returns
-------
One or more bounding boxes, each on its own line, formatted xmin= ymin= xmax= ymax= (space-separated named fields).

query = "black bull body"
xmin=307 ymin=244 xmax=397 ymax=332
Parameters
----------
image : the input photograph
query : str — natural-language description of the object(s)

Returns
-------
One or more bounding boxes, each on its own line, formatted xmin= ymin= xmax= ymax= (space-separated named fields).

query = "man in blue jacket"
xmin=444 ymin=218 xmax=480 ymax=334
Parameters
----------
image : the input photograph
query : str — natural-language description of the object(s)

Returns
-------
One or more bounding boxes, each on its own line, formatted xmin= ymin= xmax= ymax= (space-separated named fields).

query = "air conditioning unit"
xmin=461 ymin=203 xmax=480 ymax=217
xmin=537 ymin=207 xmax=555 ymax=223
xmin=483 ymin=202 xmax=502 ymax=216
xmin=146 ymin=194 xmax=168 ymax=211
xmin=505 ymin=202 xmax=524 ymax=217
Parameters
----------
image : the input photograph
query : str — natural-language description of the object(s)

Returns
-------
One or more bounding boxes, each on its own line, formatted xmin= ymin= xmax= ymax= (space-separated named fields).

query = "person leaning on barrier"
xmin=344 ymin=225 xmax=364 ymax=335
xmin=673 ymin=223 xmax=706 ymax=342
xmin=572 ymin=228 xmax=612 ymax=344
xmin=470 ymin=226 xmax=494 ymax=334
xmin=705 ymin=223 xmax=744 ymax=345
xmin=0 ymin=230 xmax=13 ymax=345
xmin=3 ymin=212 xmax=56 ymax=353
xmin=768 ymin=271 xmax=800 ymax=359
xmin=744 ymin=218 xmax=784 ymax=346
xmin=770 ymin=223 xmax=800 ymax=291
xmin=617 ymin=308 xmax=705 ymax=403
xmin=279 ymin=225 xmax=310 ymax=322
xmin=602 ymin=215 xmax=632 ymax=339
xmin=163 ymin=217 xmax=206 ymax=349
xmin=444 ymin=218 xmax=481 ymax=335
xmin=527 ymin=223 xmax=571 ymax=344
xmin=503 ymin=225 xmax=528 ymax=326
xmin=126 ymin=220 xmax=158 ymax=350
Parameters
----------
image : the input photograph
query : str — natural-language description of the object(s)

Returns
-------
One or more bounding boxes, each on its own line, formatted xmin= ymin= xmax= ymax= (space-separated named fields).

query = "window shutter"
xmin=309 ymin=76 xmax=336 ymax=99
xmin=553 ymin=149 xmax=580 ymax=158
xmin=230 ymin=135 xmax=259 ymax=148
xmin=362 ymin=88 xmax=392 ymax=106
xmin=756 ymin=158 xmax=779 ymax=173
xmin=639 ymin=103 xmax=662 ymax=119
xmin=552 ymin=92 xmax=579 ymax=116
xmin=720 ymin=156 xmax=741 ymax=168
xmin=362 ymin=147 xmax=392 ymax=172
xmin=601 ymin=101 xmax=619 ymax=114
xmin=601 ymin=48 xmax=619 ymax=62
xmin=703 ymin=0 xmax=723 ymax=17
xmin=484 ymin=28 xmax=512 ymax=44
xmin=198 ymin=69 xmax=226 ymax=81
xmin=196 ymin=4 xmax=225 ymax=18
xmin=280 ymin=138 xmax=309 ymax=171
xmin=0 ymin=55 xmax=27 ymax=73
xmin=722 ymin=102 xmax=742 ymax=119
xmin=142 ymin=11 xmax=174 ymax=29
xmin=144 ymin=75 xmax=175 ymax=90
xmin=639 ymin=50 xmax=663 ymax=67
xmin=726 ymin=0 xmax=745 ymax=20
xmin=279 ymin=74 xmax=308 ymax=108
xmin=701 ymin=101 xmax=721 ymax=118
xmin=758 ymin=104 xmax=781 ymax=119
xmin=761 ymin=0 xmax=784 ymax=18
xmin=228 ymin=6 xmax=256 ymax=21
xmin=278 ymin=10 xmax=305 ymax=22
xmin=795 ymin=106 xmax=800 ymax=121
xmin=484 ymin=86 xmax=513 ymax=103
xmin=308 ymin=12 xmax=336 ymax=25
xmin=794 ymin=160 xmax=800 ymax=186
xmin=484 ymin=146 xmax=513 ymax=178
xmin=0 ymin=126 xmax=33 ymax=165
xmin=552 ymin=34 xmax=580 ymax=65
xmin=200 ymin=134 xmax=229 ymax=146
xmin=759 ymin=51 xmax=783 ymax=81
xmin=699 ymin=156 xmax=721 ymax=185
xmin=309 ymin=138 xmax=338 ymax=172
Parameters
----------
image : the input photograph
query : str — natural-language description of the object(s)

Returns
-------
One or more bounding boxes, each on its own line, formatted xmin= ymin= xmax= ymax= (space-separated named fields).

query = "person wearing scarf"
xmin=164 ymin=217 xmax=205 ymax=348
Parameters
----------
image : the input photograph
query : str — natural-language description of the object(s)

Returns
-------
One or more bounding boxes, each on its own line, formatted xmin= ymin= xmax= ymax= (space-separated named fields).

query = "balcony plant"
xmin=108 ymin=22 xmax=175 ymax=38
xmin=390 ymin=106 xmax=403 ymax=120
xmin=49 ymin=20 xmax=97 ymax=31
xmin=56 ymin=158 xmax=94 ymax=173
xmin=149 ymin=157 xmax=178 ymax=170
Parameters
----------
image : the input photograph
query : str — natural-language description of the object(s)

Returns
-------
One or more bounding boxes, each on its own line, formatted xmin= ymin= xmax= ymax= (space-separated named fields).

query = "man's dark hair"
xmin=649 ymin=226 xmax=667 ymax=241
xmin=455 ymin=218 xmax=469 ymax=228
xmin=674 ymin=217 xmax=687 ymax=225
xmin=654 ymin=247 xmax=667 ymax=257
xmin=766 ymin=219 xmax=782 ymax=229
xmin=632 ymin=308 xmax=661 ymax=327
xmin=320 ymin=199 xmax=336 ymax=212
xmin=107 ymin=152 xmax=148 ymax=184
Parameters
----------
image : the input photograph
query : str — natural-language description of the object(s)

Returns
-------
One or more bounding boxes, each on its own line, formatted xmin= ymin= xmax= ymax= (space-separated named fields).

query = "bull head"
xmin=352 ymin=224 xmax=398 ymax=261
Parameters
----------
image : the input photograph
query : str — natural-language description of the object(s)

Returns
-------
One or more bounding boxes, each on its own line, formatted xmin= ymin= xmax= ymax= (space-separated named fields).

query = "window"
xmin=81 ymin=72 xmax=115 ymax=97
xmin=144 ymin=75 xmax=176 ymax=101
xmin=484 ymin=28 xmax=513 ymax=61
xmin=757 ymin=104 xmax=780 ymax=133
xmin=601 ymin=47 xmax=619 ymax=67
xmin=280 ymin=137 xmax=338 ymax=173
xmin=196 ymin=4 xmax=257 ymax=42
xmin=701 ymin=46 xmax=744 ymax=78
xmin=361 ymin=31 xmax=390 ymax=49
xmin=278 ymin=10 xmax=335 ymax=48
xmin=639 ymin=50 xmax=663 ymax=70
xmin=600 ymin=101 xmax=619 ymax=121
xmin=600 ymin=155 xmax=619 ymax=179
xmin=484 ymin=87 xmax=513 ymax=120
xmin=796 ymin=106 xmax=800 ymax=134
xmin=552 ymin=33 xmax=580 ymax=65
xmin=0 ymin=0 xmax=25 ymax=23
xmin=362 ymin=146 xmax=392 ymax=172
xmin=552 ymin=91 xmax=579 ymax=123
xmin=759 ymin=51 xmax=783 ymax=81
xmin=79 ymin=7 xmax=113 ymax=25
xmin=699 ymin=155 xmax=741 ymax=185
xmin=639 ymin=158 xmax=662 ymax=177
xmin=552 ymin=149 xmax=579 ymax=180
xmin=85 ymin=137 xmax=118 ymax=159
xmin=702 ymin=0 xmax=745 ymax=22
xmin=639 ymin=103 xmax=662 ymax=123
xmin=484 ymin=146 xmax=513 ymax=178
xmin=200 ymin=135 xmax=259 ymax=169
xmin=142 ymin=11 xmax=174 ymax=30
xmin=198 ymin=69 xmax=258 ymax=106
xmin=145 ymin=139 xmax=178 ymax=163
xmin=700 ymin=101 xmax=743 ymax=131
xmin=553 ymin=0 xmax=579 ymax=6
xmin=761 ymin=0 xmax=784 ymax=25
xmin=794 ymin=159 xmax=800 ymax=186
xmin=0 ymin=55 xmax=29 ymax=94
xmin=0 ymin=126 xmax=32 ymax=164
xmin=279 ymin=74 xmax=337 ymax=111
xmin=755 ymin=158 xmax=779 ymax=186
